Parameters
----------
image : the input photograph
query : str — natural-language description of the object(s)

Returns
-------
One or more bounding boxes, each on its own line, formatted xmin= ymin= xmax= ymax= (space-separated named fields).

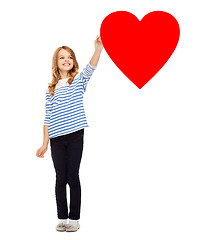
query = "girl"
xmin=36 ymin=35 xmax=103 ymax=232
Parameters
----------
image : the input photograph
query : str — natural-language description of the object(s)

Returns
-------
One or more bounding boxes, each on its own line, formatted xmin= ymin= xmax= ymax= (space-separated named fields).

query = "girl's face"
xmin=57 ymin=49 xmax=74 ymax=73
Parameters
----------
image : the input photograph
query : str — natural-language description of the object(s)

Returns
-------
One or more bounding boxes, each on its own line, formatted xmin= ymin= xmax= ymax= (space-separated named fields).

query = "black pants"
xmin=50 ymin=128 xmax=84 ymax=220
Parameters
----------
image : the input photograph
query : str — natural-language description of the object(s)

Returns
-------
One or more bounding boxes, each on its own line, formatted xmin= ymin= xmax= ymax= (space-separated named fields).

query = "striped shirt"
xmin=44 ymin=61 xmax=97 ymax=139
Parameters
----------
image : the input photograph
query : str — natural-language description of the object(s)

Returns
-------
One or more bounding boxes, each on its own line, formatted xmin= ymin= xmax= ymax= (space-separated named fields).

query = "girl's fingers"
xmin=36 ymin=149 xmax=44 ymax=158
xmin=38 ymin=150 xmax=43 ymax=157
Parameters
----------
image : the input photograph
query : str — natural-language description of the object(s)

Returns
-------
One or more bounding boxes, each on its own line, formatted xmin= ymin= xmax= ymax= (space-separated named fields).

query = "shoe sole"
xmin=56 ymin=228 xmax=66 ymax=232
xmin=66 ymin=226 xmax=80 ymax=232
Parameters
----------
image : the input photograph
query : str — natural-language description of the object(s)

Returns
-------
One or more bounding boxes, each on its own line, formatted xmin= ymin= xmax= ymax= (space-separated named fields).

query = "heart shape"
xmin=100 ymin=11 xmax=180 ymax=89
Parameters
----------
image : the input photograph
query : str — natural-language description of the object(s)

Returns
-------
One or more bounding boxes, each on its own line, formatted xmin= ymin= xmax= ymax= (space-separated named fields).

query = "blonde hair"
xmin=48 ymin=46 xmax=79 ymax=96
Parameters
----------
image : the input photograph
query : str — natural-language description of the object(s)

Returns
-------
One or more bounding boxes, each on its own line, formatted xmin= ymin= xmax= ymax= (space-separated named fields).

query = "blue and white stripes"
xmin=44 ymin=61 xmax=97 ymax=139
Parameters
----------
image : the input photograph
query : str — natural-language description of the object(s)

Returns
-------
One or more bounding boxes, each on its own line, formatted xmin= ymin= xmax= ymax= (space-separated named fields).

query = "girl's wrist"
xmin=43 ymin=142 xmax=48 ymax=147
xmin=95 ymin=48 xmax=102 ymax=53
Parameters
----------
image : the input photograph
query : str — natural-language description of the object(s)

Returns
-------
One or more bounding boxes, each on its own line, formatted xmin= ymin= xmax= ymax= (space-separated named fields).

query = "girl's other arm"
xmin=36 ymin=125 xmax=49 ymax=158
xmin=43 ymin=88 xmax=52 ymax=146
xmin=43 ymin=125 xmax=49 ymax=147
xmin=36 ymin=89 xmax=51 ymax=158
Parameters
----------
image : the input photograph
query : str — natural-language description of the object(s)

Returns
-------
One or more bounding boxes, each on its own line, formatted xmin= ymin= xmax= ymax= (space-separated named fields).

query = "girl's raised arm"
xmin=90 ymin=35 xmax=103 ymax=67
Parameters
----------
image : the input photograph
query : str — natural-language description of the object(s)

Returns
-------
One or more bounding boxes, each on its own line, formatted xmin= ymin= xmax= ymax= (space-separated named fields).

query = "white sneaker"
xmin=65 ymin=222 xmax=80 ymax=232
xmin=56 ymin=222 xmax=66 ymax=232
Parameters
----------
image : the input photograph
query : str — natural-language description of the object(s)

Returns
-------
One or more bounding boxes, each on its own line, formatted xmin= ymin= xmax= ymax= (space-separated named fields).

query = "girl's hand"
xmin=95 ymin=35 xmax=103 ymax=51
xmin=36 ymin=145 xmax=48 ymax=158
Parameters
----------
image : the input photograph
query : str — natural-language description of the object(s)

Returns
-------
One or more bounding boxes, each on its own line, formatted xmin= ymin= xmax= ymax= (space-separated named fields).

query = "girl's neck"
xmin=60 ymin=74 xmax=69 ymax=79
xmin=59 ymin=71 xmax=71 ymax=80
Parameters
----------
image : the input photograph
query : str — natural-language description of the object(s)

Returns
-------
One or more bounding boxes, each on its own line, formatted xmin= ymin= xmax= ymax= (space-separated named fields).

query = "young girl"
xmin=36 ymin=35 xmax=103 ymax=232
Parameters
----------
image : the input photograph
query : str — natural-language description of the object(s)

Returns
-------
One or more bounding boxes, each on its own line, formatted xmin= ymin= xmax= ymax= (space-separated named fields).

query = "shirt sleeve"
xmin=79 ymin=61 xmax=97 ymax=93
xmin=43 ymin=88 xmax=52 ymax=125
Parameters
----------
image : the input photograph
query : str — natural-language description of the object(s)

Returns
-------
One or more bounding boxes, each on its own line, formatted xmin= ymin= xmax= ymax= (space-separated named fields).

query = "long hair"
xmin=48 ymin=46 xmax=79 ymax=96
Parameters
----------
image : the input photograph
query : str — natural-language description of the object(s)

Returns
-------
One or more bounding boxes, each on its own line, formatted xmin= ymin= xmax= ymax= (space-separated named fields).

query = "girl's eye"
xmin=60 ymin=57 xmax=72 ymax=59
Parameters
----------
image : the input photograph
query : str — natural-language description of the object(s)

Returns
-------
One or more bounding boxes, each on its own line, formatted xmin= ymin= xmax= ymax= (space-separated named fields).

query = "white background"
xmin=0 ymin=0 xmax=206 ymax=239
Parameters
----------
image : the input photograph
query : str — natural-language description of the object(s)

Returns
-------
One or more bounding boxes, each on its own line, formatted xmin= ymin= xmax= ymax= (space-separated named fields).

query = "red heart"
xmin=100 ymin=11 xmax=180 ymax=89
